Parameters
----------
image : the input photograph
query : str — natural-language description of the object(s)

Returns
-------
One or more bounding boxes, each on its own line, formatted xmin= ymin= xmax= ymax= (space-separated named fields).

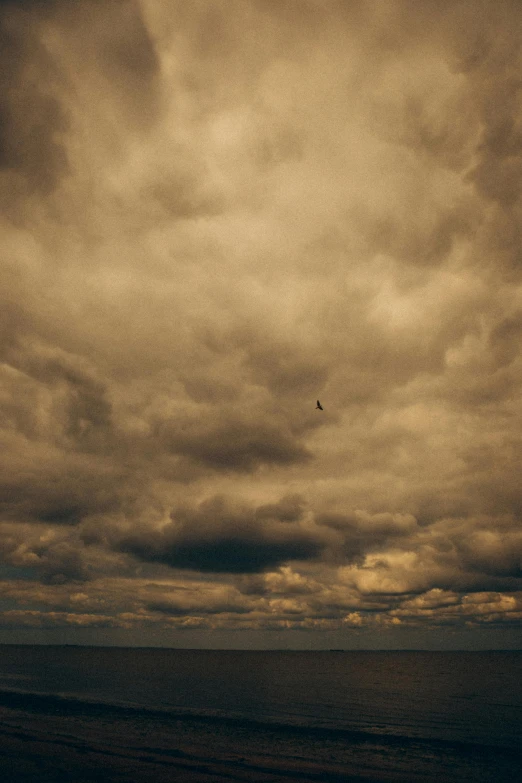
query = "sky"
xmin=0 ymin=0 xmax=521 ymax=650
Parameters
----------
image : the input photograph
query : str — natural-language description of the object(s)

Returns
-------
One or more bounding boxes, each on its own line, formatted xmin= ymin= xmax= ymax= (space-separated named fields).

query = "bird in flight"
xmin=316 ymin=400 xmax=323 ymax=410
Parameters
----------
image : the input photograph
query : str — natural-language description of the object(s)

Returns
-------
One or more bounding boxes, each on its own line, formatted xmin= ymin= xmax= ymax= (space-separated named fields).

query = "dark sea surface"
xmin=0 ymin=647 xmax=521 ymax=782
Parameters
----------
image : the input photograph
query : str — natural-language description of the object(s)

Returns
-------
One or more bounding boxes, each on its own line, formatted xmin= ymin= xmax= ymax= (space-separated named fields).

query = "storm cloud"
xmin=116 ymin=494 xmax=328 ymax=573
xmin=0 ymin=0 xmax=522 ymax=647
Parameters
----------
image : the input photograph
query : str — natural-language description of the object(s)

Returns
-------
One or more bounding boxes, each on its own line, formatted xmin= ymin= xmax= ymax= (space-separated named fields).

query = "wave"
xmin=0 ymin=685 xmax=520 ymax=762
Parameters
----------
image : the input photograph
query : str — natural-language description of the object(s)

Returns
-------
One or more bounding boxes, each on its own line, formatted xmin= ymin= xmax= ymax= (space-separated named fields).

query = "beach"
xmin=0 ymin=647 xmax=521 ymax=782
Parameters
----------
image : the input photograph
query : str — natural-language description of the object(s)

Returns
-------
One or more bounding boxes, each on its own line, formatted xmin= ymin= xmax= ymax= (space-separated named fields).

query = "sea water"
xmin=0 ymin=646 xmax=520 ymax=781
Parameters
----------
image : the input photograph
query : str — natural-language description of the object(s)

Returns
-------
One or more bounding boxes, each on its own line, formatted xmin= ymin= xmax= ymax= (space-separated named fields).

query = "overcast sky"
xmin=1 ymin=0 xmax=521 ymax=649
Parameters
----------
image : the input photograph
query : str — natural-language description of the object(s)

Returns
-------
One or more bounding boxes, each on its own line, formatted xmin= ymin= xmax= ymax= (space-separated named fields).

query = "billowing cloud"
xmin=0 ymin=0 xmax=522 ymax=647
xmin=115 ymin=495 xmax=330 ymax=573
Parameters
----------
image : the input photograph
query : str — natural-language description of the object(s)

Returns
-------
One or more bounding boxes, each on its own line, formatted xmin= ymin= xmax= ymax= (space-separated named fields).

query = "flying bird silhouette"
xmin=316 ymin=400 xmax=323 ymax=410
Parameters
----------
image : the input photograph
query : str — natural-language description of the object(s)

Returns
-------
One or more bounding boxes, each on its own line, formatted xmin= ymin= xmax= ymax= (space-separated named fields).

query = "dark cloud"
xmin=317 ymin=510 xmax=417 ymax=563
xmin=117 ymin=495 xmax=328 ymax=574
xmin=0 ymin=526 xmax=90 ymax=584
xmin=0 ymin=0 xmax=162 ymax=221
xmin=0 ymin=609 xmax=120 ymax=629
xmin=32 ymin=540 xmax=89 ymax=585
xmin=255 ymin=494 xmax=304 ymax=523
xmin=238 ymin=329 xmax=331 ymax=398
xmin=5 ymin=340 xmax=113 ymax=446
xmin=145 ymin=585 xmax=252 ymax=617
xmin=0 ymin=521 xmax=137 ymax=585
xmin=0 ymin=2 xmax=55 ymax=8
xmin=0 ymin=447 xmax=122 ymax=526
xmin=1 ymin=0 xmax=522 ymax=644
xmin=156 ymin=412 xmax=311 ymax=472
xmin=0 ymin=341 xmax=126 ymax=527
xmin=336 ymin=513 xmax=522 ymax=599
xmin=453 ymin=520 xmax=522 ymax=579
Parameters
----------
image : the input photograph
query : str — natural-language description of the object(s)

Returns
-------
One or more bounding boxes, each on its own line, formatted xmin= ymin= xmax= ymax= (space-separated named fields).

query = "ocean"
xmin=0 ymin=647 xmax=520 ymax=782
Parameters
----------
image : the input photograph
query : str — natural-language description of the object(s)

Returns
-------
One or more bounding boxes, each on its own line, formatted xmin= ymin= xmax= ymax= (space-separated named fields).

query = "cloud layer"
xmin=1 ymin=0 xmax=521 ymax=647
